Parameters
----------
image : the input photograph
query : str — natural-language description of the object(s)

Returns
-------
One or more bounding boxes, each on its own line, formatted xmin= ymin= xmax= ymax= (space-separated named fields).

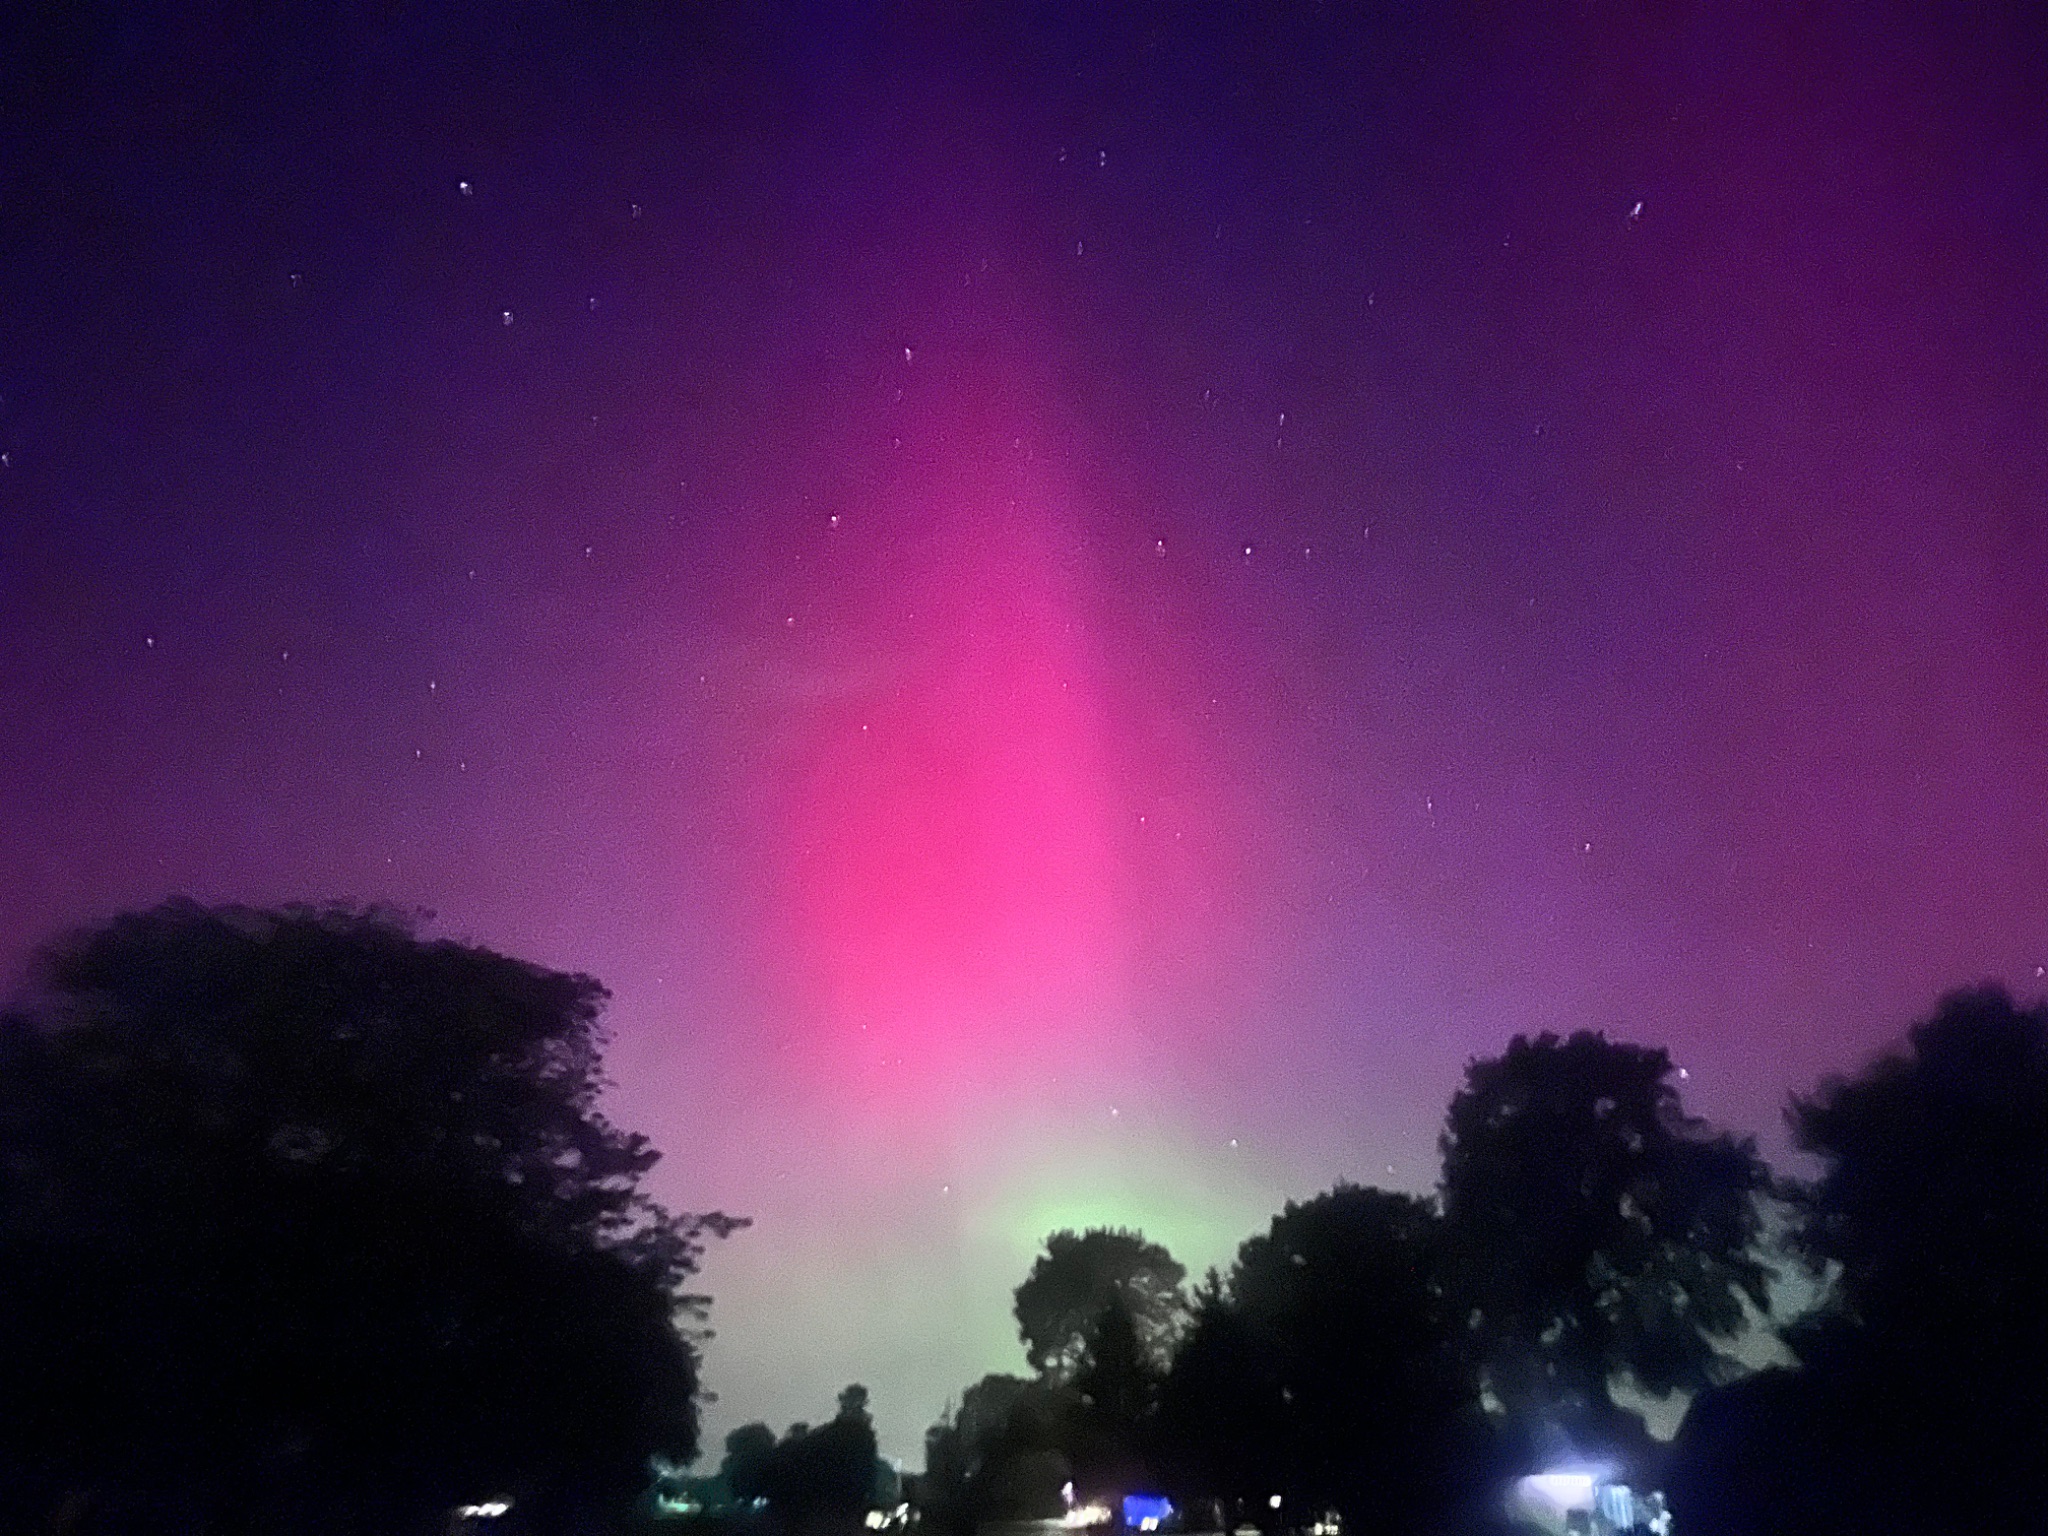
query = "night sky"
xmin=3 ymin=1 xmax=2045 ymax=1462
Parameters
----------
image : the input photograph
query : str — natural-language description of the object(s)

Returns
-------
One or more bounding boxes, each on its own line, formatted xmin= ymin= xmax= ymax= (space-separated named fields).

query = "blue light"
xmin=1123 ymin=1494 xmax=1174 ymax=1531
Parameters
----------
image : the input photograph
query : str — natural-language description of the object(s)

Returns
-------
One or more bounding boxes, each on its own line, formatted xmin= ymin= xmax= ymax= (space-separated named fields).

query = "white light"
xmin=1516 ymin=1472 xmax=1598 ymax=1514
xmin=1063 ymin=1503 xmax=1114 ymax=1528
xmin=1268 ymin=1496 xmax=1283 ymax=1510
xmin=458 ymin=1500 xmax=513 ymax=1519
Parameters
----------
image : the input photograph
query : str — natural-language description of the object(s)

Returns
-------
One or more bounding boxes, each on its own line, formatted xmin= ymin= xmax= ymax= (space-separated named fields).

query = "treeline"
xmin=665 ymin=1385 xmax=902 ymax=1526
xmin=921 ymin=987 xmax=2048 ymax=1536
xmin=2 ymin=901 xmax=2041 ymax=1536
xmin=0 ymin=902 xmax=747 ymax=1536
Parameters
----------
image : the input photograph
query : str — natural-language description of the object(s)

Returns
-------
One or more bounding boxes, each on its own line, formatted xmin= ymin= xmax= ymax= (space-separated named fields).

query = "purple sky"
xmin=3 ymin=2 xmax=2044 ymax=1461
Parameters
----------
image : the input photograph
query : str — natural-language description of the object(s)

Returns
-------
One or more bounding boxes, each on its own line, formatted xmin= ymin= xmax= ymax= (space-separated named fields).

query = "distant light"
xmin=1515 ymin=1471 xmax=1599 ymax=1514
xmin=458 ymin=1500 xmax=512 ymax=1519
xmin=1063 ymin=1503 xmax=1114 ymax=1528
xmin=1268 ymin=1495 xmax=1283 ymax=1510
xmin=1123 ymin=1495 xmax=1173 ymax=1531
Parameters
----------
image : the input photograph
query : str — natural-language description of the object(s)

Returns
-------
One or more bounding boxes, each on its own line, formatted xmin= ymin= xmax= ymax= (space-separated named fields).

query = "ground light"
xmin=1510 ymin=1467 xmax=1671 ymax=1535
xmin=1122 ymin=1494 xmax=1174 ymax=1532
xmin=1514 ymin=1469 xmax=1603 ymax=1518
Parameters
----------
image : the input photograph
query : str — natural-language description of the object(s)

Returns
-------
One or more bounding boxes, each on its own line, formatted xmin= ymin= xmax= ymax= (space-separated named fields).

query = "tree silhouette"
xmin=1664 ymin=1362 xmax=1888 ymax=1536
xmin=1228 ymin=1187 xmax=1474 ymax=1533
xmin=1438 ymin=1032 xmax=1770 ymax=1431
xmin=1152 ymin=1190 xmax=1516 ymax=1535
xmin=1153 ymin=1273 xmax=1285 ymax=1519
xmin=919 ymin=1374 xmax=1073 ymax=1535
xmin=1791 ymin=984 xmax=2048 ymax=1375
xmin=759 ymin=1386 xmax=881 ymax=1528
xmin=723 ymin=1422 xmax=780 ymax=1505
xmin=1067 ymin=1294 xmax=1156 ymax=1493
xmin=0 ymin=899 xmax=744 ymax=1533
xmin=1726 ymin=983 xmax=2048 ymax=1529
xmin=1014 ymin=1227 xmax=1187 ymax=1382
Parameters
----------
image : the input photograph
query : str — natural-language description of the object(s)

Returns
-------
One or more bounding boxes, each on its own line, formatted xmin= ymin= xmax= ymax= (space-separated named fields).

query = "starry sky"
xmin=2 ymin=1 xmax=2045 ymax=1462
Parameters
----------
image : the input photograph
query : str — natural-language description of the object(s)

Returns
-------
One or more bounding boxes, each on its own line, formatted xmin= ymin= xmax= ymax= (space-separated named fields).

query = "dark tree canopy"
xmin=722 ymin=1422 xmax=781 ymax=1506
xmin=1066 ymin=1293 xmax=1156 ymax=1493
xmin=1157 ymin=1187 xmax=1480 ymax=1535
xmin=1013 ymin=1227 xmax=1187 ymax=1382
xmin=1438 ymin=1032 xmax=1770 ymax=1425
xmin=754 ymin=1385 xmax=883 ymax=1524
xmin=1153 ymin=1273 xmax=1285 ymax=1515
xmin=1670 ymin=983 xmax=2048 ymax=1532
xmin=953 ymin=1373 xmax=1037 ymax=1458
xmin=918 ymin=1373 xmax=1074 ymax=1536
xmin=1668 ymin=989 xmax=2048 ymax=1535
xmin=1791 ymin=983 xmax=2048 ymax=1370
xmin=1232 ymin=1187 xmax=1463 ymax=1496
xmin=0 ymin=899 xmax=743 ymax=1533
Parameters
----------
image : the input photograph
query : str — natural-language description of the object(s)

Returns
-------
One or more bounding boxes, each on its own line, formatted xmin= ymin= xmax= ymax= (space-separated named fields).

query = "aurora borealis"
xmin=2 ymin=2 xmax=2045 ymax=1461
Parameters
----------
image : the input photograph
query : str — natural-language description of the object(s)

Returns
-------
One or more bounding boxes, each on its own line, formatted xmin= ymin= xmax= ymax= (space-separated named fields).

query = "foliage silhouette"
xmin=918 ymin=1373 xmax=1072 ymax=1536
xmin=752 ymin=1386 xmax=882 ymax=1526
xmin=0 ymin=899 xmax=743 ymax=1533
xmin=925 ymin=993 xmax=2048 ymax=1531
xmin=1438 ymin=1032 xmax=1771 ymax=1429
xmin=1672 ymin=985 xmax=2048 ymax=1533
xmin=1152 ymin=1272 xmax=1285 ymax=1518
xmin=1066 ymin=1293 xmax=1156 ymax=1494
xmin=1013 ymin=1227 xmax=1186 ymax=1382
xmin=722 ymin=1422 xmax=780 ymax=1506
xmin=1791 ymin=983 xmax=2048 ymax=1380
xmin=1233 ymin=1186 xmax=1471 ymax=1531
xmin=1152 ymin=1187 xmax=1491 ymax=1535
